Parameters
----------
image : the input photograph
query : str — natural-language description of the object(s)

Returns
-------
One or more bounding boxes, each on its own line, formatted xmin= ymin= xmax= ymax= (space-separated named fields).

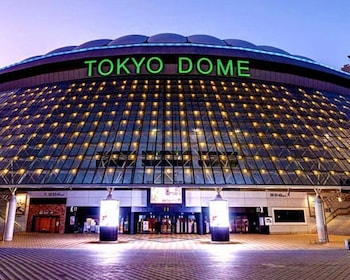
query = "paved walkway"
xmin=0 ymin=233 xmax=349 ymax=280
xmin=1 ymin=232 xmax=349 ymax=250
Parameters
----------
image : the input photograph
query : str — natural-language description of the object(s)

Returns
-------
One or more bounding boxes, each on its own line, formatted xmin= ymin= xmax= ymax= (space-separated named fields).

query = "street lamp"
xmin=209 ymin=188 xmax=230 ymax=242
xmin=99 ymin=188 xmax=120 ymax=241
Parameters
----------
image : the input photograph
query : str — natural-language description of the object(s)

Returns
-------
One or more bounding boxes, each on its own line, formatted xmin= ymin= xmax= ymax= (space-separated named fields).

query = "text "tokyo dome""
xmin=84 ymin=56 xmax=250 ymax=78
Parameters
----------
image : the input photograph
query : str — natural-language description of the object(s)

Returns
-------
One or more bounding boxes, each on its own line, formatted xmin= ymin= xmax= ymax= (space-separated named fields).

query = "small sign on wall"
xmin=264 ymin=217 xmax=273 ymax=225
xmin=16 ymin=194 xmax=26 ymax=216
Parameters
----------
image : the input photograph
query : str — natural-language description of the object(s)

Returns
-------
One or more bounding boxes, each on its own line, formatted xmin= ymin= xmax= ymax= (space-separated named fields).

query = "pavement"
xmin=0 ymin=233 xmax=350 ymax=280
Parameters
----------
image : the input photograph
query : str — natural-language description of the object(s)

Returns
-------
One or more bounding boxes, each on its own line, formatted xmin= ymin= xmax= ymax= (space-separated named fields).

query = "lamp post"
xmin=99 ymin=188 xmax=120 ymax=242
xmin=209 ymin=188 xmax=230 ymax=242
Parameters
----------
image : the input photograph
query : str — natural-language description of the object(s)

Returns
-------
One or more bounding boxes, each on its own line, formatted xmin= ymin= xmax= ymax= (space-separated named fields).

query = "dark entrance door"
xmin=134 ymin=212 xmax=199 ymax=234
xmin=229 ymin=207 xmax=261 ymax=233
xmin=32 ymin=215 xmax=60 ymax=233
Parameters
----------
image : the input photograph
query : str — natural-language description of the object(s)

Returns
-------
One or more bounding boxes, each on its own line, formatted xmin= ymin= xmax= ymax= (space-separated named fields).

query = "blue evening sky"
xmin=0 ymin=0 xmax=349 ymax=70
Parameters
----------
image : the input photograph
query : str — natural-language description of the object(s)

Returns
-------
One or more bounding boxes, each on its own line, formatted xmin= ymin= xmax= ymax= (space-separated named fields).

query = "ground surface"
xmin=0 ymin=233 xmax=349 ymax=280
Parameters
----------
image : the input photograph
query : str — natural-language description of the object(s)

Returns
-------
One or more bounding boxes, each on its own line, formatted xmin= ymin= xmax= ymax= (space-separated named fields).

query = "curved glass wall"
xmin=0 ymin=77 xmax=349 ymax=187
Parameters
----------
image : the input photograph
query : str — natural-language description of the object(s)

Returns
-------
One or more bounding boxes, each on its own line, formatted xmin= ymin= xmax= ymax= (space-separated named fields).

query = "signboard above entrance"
xmin=150 ymin=187 xmax=182 ymax=204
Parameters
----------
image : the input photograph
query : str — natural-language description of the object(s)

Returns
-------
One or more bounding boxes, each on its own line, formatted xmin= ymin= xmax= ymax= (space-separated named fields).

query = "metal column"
xmin=4 ymin=192 xmax=16 ymax=241
xmin=314 ymin=194 xmax=328 ymax=243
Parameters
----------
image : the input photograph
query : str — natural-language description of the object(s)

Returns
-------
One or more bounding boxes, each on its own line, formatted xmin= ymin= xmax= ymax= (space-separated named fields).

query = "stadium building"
xmin=0 ymin=33 xmax=350 ymax=238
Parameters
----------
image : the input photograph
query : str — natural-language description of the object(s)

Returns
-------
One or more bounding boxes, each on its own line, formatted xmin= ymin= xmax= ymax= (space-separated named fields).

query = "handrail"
xmin=310 ymin=204 xmax=350 ymax=233
xmin=325 ymin=204 xmax=350 ymax=224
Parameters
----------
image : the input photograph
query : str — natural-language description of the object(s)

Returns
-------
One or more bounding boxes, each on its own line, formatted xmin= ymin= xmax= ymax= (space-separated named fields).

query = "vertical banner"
xmin=16 ymin=194 xmax=27 ymax=216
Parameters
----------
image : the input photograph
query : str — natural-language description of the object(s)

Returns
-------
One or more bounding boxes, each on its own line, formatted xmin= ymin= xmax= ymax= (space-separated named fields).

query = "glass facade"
xmin=0 ymin=77 xmax=349 ymax=187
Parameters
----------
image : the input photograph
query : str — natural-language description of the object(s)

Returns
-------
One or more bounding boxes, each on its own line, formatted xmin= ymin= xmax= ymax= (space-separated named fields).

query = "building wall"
xmin=186 ymin=189 xmax=312 ymax=234
xmin=65 ymin=190 xmax=147 ymax=207
xmin=24 ymin=189 xmax=314 ymax=234
xmin=266 ymin=191 xmax=312 ymax=234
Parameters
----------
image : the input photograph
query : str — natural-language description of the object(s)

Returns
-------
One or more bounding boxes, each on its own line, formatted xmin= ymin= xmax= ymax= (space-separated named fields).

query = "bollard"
xmin=345 ymin=239 xmax=350 ymax=250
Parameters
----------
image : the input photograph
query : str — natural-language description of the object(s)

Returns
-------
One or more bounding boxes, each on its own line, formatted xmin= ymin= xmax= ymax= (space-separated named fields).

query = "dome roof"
xmin=9 ymin=33 xmax=319 ymax=68
xmin=224 ymin=39 xmax=258 ymax=49
xmin=46 ymin=46 xmax=76 ymax=55
xmin=258 ymin=45 xmax=290 ymax=55
xmin=148 ymin=33 xmax=187 ymax=43
xmin=108 ymin=34 xmax=148 ymax=45
xmin=187 ymin=34 xmax=226 ymax=46
xmin=73 ymin=39 xmax=112 ymax=50
xmin=2 ymin=33 xmax=325 ymax=73
xmin=36 ymin=33 xmax=314 ymax=62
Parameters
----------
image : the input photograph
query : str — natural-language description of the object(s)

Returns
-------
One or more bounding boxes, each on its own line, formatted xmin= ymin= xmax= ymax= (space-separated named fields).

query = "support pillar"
xmin=129 ymin=212 xmax=135 ymax=234
xmin=4 ymin=192 xmax=16 ymax=242
xmin=197 ymin=212 xmax=204 ymax=235
xmin=314 ymin=194 xmax=328 ymax=243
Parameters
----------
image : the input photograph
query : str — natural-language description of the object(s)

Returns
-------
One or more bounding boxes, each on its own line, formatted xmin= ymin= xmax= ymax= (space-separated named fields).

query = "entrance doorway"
xmin=229 ymin=207 xmax=265 ymax=233
xmin=231 ymin=216 xmax=250 ymax=233
xmin=135 ymin=212 xmax=198 ymax=234
xmin=32 ymin=215 xmax=60 ymax=233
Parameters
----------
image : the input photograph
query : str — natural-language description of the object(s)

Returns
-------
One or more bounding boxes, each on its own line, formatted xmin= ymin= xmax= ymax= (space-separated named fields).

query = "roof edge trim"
xmin=1 ymin=43 xmax=349 ymax=78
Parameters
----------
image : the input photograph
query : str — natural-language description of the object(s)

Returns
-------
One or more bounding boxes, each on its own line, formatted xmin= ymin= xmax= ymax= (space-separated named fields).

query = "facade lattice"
xmin=0 ymin=77 xmax=349 ymax=187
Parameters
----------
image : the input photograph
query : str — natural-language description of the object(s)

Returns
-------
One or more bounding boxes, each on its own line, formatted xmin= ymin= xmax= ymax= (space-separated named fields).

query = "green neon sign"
xmin=84 ymin=56 xmax=250 ymax=78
